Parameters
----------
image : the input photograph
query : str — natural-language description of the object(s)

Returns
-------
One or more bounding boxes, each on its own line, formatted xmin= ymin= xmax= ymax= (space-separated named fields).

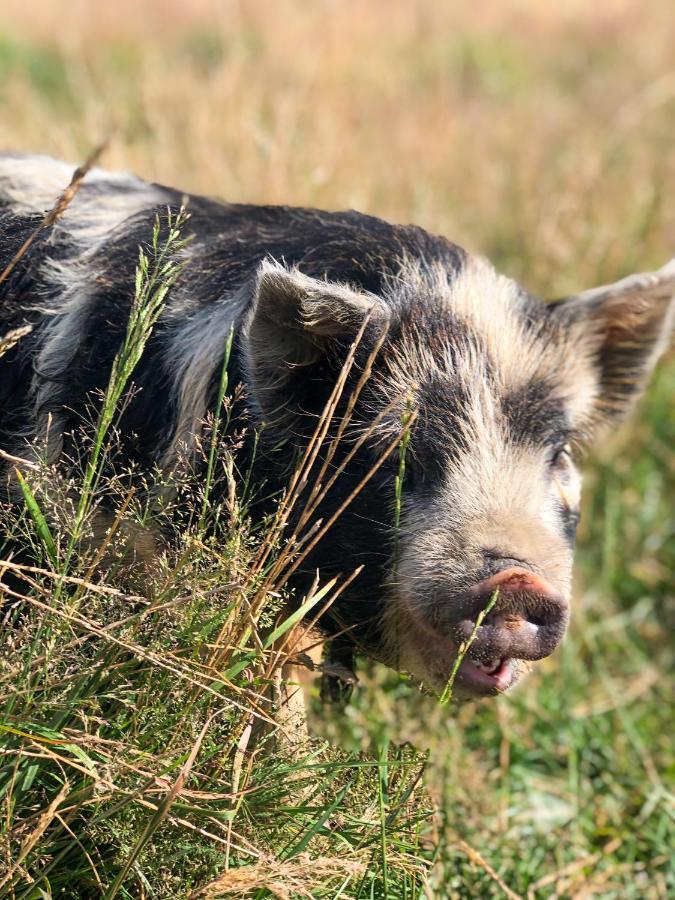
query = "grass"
xmin=0 ymin=1 xmax=674 ymax=897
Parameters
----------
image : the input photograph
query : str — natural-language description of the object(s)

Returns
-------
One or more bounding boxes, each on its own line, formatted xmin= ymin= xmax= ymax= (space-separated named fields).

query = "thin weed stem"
xmin=439 ymin=589 xmax=500 ymax=705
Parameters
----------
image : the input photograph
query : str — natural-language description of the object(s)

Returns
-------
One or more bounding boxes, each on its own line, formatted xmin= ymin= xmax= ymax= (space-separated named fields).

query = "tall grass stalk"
xmin=67 ymin=208 xmax=189 ymax=557
xmin=393 ymin=395 xmax=413 ymax=559
xmin=376 ymin=733 xmax=391 ymax=897
xmin=199 ymin=327 xmax=234 ymax=531
xmin=439 ymin=589 xmax=500 ymax=705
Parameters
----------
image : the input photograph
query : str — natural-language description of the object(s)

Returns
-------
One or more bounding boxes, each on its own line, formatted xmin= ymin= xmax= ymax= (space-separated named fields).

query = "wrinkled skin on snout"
xmin=246 ymin=257 xmax=675 ymax=699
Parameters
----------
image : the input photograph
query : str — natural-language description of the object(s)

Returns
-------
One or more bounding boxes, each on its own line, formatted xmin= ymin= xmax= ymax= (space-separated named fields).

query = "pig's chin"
xmin=388 ymin=603 xmax=531 ymax=699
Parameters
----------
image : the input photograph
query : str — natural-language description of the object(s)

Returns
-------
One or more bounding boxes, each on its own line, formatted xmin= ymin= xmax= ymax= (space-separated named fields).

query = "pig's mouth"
xmin=414 ymin=621 xmax=544 ymax=699
xmin=391 ymin=609 xmax=528 ymax=698
xmin=421 ymin=636 xmax=526 ymax=698
xmin=454 ymin=655 xmax=515 ymax=694
xmin=393 ymin=564 xmax=568 ymax=698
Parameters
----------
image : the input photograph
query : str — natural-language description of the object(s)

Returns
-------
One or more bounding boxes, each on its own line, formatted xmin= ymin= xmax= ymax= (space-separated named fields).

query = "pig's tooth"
xmin=473 ymin=657 xmax=500 ymax=673
xmin=473 ymin=657 xmax=503 ymax=675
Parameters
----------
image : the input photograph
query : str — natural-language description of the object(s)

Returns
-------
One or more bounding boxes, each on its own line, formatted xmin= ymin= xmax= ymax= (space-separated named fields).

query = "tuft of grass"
xmin=0 ymin=212 xmax=423 ymax=898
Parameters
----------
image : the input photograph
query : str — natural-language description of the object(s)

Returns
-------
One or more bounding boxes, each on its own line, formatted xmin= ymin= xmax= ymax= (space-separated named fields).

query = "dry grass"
xmin=0 ymin=2 xmax=673 ymax=898
xmin=1 ymin=0 xmax=673 ymax=288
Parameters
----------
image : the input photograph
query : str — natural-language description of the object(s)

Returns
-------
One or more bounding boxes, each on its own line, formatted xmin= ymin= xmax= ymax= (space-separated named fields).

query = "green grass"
xmin=0 ymin=35 xmax=72 ymax=107
xmin=0 ymin=3 xmax=674 ymax=897
xmin=1 ymin=214 xmax=672 ymax=900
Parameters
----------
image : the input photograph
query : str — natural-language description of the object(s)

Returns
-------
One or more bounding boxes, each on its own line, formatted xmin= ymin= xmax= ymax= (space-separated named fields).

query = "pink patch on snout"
xmin=462 ymin=564 xmax=569 ymax=663
xmin=470 ymin=566 xmax=562 ymax=604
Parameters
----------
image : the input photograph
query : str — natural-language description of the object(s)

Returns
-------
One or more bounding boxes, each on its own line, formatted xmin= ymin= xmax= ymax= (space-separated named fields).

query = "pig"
xmin=1 ymin=153 xmax=673 ymax=699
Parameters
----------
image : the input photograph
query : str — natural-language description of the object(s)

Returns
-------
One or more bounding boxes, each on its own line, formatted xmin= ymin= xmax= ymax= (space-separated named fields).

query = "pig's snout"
xmin=456 ymin=561 xmax=569 ymax=662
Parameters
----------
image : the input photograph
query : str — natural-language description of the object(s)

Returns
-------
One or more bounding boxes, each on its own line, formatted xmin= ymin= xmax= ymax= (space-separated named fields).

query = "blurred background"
xmin=1 ymin=1 xmax=673 ymax=896
xmin=2 ymin=0 xmax=673 ymax=293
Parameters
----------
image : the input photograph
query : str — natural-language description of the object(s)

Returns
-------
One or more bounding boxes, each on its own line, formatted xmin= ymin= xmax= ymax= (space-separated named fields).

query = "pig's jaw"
xmin=382 ymin=603 xmax=531 ymax=699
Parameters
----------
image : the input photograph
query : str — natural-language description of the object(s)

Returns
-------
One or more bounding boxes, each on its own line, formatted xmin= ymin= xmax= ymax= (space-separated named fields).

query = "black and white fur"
xmin=1 ymin=154 xmax=673 ymax=697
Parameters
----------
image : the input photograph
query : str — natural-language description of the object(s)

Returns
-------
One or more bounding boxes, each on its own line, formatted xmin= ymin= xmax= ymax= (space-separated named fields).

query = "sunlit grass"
xmin=0 ymin=2 xmax=673 ymax=897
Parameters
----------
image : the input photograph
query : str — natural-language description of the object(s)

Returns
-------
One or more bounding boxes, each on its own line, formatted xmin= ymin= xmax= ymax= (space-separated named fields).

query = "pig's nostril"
xmin=465 ymin=565 xmax=570 ymax=661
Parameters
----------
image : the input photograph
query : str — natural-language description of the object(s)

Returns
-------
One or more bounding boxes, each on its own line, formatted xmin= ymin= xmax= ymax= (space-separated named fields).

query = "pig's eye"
xmin=550 ymin=443 xmax=573 ymax=471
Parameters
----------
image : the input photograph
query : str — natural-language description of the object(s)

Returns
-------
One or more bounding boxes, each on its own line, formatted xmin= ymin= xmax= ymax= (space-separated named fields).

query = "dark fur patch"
xmin=500 ymin=379 xmax=568 ymax=447
xmin=407 ymin=374 xmax=473 ymax=486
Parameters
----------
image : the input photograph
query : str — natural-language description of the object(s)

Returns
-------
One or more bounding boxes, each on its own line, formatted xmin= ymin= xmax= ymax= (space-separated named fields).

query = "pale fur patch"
xmin=0 ymin=154 xmax=169 ymax=458
xmin=30 ymin=259 xmax=98 ymax=457
xmin=0 ymin=153 xmax=168 ymax=244
xmin=159 ymin=283 xmax=249 ymax=470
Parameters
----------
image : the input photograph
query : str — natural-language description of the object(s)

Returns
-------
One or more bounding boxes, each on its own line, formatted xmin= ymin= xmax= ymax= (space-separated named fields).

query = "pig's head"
xmin=243 ymin=256 xmax=675 ymax=699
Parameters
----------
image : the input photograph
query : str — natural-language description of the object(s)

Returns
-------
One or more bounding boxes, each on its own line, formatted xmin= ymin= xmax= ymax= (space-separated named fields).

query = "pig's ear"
xmin=243 ymin=261 xmax=389 ymax=419
xmin=552 ymin=259 xmax=675 ymax=423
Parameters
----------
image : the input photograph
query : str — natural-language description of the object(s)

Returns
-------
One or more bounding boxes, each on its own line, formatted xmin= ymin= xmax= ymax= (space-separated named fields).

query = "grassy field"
xmin=1 ymin=1 xmax=673 ymax=897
